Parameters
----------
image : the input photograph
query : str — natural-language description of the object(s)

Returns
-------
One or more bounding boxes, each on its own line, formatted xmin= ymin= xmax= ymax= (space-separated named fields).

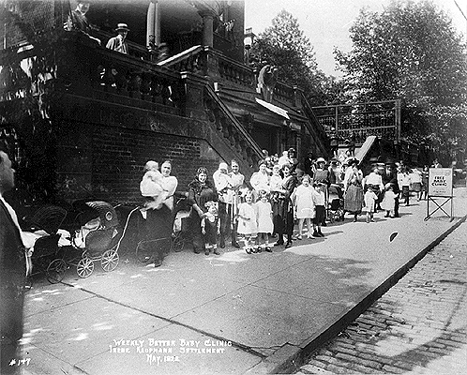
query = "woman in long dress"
xmin=343 ymin=158 xmax=364 ymax=222
xmin=139 ymin=160 xmax=178 ymax=267
xmin=273 ymin=164 xmax=297 ymax=248
xmin=187 ymin=167 xmax=217 ymax=254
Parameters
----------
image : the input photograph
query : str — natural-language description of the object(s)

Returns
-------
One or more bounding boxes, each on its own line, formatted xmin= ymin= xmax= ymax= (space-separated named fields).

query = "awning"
xmin=355 ymin=135 xmax=377 ymax=162
xmin=255 ymin=98 xmax=290 ymax=120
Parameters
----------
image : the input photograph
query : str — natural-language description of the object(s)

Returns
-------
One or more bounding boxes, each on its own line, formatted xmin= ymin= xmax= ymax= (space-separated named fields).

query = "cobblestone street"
xmin=298 ymin=221 xmax=467 ymax=375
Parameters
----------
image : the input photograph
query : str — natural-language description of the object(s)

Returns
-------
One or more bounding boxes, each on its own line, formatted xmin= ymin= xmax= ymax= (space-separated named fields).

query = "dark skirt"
xmin=313 ymin=205 xmax=326 ymax=225
xmin=188 ymin=208 xmax=204 ymax=252
xmin=344 ymin=184 xmax=364 ymax=213
xmin=144 ymin=206 xmax=173 ymax=259
xmin=402 ymin=186 xmax=410 ymax=198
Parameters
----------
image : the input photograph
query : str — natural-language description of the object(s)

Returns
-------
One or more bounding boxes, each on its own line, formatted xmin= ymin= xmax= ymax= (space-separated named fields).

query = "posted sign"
xmin=428 ymin=168 xmax=453 ymax=197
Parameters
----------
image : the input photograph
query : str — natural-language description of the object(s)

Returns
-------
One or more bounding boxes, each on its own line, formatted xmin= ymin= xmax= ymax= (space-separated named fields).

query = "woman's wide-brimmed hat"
xmin=316 ymin=157 xmax=326 ymax=164
xmin=115 ymin=23 xmax=130 ymax=32
xmin=344 ymin=157 xmax=359 ymax=165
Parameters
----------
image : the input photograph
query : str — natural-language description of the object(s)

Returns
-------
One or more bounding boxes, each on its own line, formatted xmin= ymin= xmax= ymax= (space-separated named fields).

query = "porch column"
xmin=154 ymin=0 xmax=161 ymax=45
xmin=147 ymin=1 xmax=161 ymax=47
xmin=146 ymin=1 xmax=155 ymax=47
xmin=198 ymin=10 xmax=214 ymax=48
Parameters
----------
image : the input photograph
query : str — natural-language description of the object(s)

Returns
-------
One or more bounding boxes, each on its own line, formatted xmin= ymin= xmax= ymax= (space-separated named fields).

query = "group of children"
xmin=235 ymin=174 xmax=328 ymax=254
xmin=362 ymin=165 xmax=426 ymax=224
xmin=193 ymin=176 xmax=329 ymax=255
xmin=363 ymin=184 xmax=397 ymax=223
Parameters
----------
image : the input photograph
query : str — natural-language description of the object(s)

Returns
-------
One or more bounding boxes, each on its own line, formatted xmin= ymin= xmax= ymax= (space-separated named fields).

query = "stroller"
xmin=24 ymin=205 xmax=68 ymax=284
xmin=69 ymin=201 xmax=121 ymax=278
xmin=327 ymin=184 xmax=345 ymax=223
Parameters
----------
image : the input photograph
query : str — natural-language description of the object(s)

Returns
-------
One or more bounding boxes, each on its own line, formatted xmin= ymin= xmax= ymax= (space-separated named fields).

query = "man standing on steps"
xmin=106 ymin=23 xmax=130 ymax=54
xmin=0 ymin=144 xmax=27 ymax=375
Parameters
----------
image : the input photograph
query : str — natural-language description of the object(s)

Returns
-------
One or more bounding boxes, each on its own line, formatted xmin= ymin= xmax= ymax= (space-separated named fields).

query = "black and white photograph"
xmin=1 ymin=0 xmax=466 ymax=374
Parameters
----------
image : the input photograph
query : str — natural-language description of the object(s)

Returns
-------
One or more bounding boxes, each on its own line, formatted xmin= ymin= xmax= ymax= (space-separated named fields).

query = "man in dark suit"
xmin=382 ymin=160 xmax=400 ymax=218
xmin=1 ymin=145 xmax=26 ymax=374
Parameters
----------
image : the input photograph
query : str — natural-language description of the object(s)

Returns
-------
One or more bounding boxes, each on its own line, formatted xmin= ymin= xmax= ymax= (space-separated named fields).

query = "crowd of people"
xmin=137 ymin=149 xmax=442 ymax=260
xmin=0 ymin=135 xmax=453 ymax=373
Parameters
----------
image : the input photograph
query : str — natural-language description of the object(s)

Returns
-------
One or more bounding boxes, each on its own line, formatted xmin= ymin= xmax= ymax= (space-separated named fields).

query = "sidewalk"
xmin=20 ymin=188 xmax=467 ymax=375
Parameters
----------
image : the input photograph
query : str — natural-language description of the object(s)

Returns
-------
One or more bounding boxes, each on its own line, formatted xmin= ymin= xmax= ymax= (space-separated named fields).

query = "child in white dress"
xmin=293 ymin=175 xmax=315 ymax=239
xmin=237 ymin=190 xmax=258 ymax=254
xmin=363 ymin=185 xmax=378 ymax=223
xmin=381 ymin=184 xmax=397 ymax=218
xmin=256 ymin=189 xmax=274 ymax=252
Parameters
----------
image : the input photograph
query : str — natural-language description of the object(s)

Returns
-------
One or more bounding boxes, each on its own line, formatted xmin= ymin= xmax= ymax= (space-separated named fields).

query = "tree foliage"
xmin=250 ymin=9 xmax=326 ymax=103
xmin=0 ymin=2 xmax=65 ymax=205
xmin=334 ymin=0 xmax=467 ymax=161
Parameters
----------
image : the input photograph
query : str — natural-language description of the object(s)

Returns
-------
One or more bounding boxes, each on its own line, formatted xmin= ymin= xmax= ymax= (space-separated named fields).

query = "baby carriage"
xmin=327 ymin=184 xmax=345 ymax=223
xmin=69 ymin=201 xmax=121 ymax=278
xmin=23 ymin=205 xmax=69 ymax=284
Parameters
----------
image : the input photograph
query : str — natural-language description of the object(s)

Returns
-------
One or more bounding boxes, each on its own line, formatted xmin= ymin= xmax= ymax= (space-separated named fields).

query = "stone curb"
xmin=245 ymin=213 xmax=467 ymax=374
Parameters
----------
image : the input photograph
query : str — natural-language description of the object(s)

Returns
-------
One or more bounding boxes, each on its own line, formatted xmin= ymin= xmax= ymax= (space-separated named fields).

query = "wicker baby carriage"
xmin=70 ymin=201 xmax=121 ymax=278
xmin=25 ymin=205 xmax=68 ymax=284
xmin=327 ymin=184 xmax=345 ymax=223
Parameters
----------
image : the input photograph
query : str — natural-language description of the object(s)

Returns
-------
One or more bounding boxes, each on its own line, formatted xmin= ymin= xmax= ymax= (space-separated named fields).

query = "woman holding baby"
xmin=139 ymin=160 xmax=178 ymax=266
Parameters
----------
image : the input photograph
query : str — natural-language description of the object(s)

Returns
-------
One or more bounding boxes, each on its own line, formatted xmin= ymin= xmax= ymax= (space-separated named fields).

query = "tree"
xmin=250 ymin=10 xmax=326 ymax=104
xmin=0 ymin=1 xmax=66 ymax=204
xmin=334 ymin=0 xmax=467 ymax=162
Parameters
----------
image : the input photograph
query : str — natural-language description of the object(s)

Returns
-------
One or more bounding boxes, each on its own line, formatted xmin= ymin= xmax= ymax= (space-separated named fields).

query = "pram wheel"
xmin=171 ymin=233 xmax=185 ymax=252
xmin=77 ymin=257 xmax=94 ymax=278
xmin=46 ymin=258 xmax=67 ymax=284
xmin=101 ymin=249 xmax=119 ymax=272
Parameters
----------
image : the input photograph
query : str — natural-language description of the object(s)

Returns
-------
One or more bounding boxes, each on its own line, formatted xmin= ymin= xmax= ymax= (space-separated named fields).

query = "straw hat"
xmin=115 ymin=23 xmax=130 ymax=32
